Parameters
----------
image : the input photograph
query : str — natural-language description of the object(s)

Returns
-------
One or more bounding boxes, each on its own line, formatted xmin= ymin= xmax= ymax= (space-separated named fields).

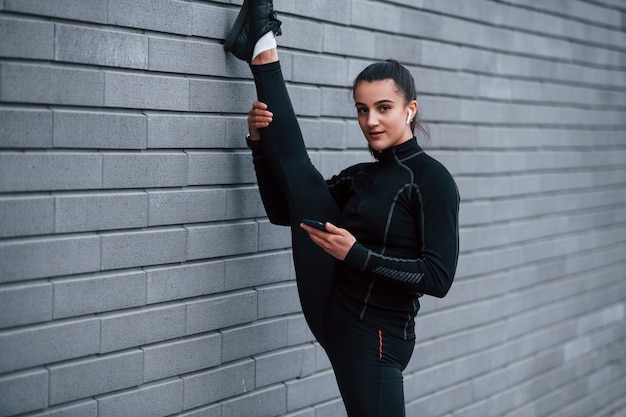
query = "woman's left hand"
xmin=300 ymin=221 xmax=357 ymax=261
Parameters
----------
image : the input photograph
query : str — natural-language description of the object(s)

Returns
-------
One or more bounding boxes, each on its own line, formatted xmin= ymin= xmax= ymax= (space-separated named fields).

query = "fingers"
xmin=247 ymin=101 xmax=273 ymax=136
xmin=300 ymin=222 xmax=354 ymax=261
xmin=300 ymin=223 xmax=328 ymax=238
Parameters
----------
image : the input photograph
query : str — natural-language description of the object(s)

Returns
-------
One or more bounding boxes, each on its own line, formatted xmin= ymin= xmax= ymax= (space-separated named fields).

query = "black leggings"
xmin=251 ymin=61 xmax=413 ymax=417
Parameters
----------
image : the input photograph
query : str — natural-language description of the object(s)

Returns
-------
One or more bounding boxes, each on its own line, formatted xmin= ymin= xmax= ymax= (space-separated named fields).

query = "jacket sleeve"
xmin=248 ymin=137 xmax=290 ymax=226
xmin=343 ymin=168 xmax=460 ymax=298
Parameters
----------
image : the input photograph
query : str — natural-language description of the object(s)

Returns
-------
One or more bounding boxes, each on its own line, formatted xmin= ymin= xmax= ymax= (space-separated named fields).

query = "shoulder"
xmin=335 ymin=161 xmax=377 ymax=179
xmin=412 ymin=152 xmax=459 ymax=202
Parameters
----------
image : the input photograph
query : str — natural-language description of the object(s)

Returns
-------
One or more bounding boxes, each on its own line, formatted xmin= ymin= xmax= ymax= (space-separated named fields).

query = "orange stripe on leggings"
xmin=378 ymin=329 xmax=383 ymax=360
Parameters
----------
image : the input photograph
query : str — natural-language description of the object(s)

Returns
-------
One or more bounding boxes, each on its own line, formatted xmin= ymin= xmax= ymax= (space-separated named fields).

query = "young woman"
xmin=225 ymin=1 xmax=460 ymax=415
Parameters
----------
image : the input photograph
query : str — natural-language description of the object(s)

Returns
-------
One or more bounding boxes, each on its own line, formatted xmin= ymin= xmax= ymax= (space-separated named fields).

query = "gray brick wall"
xmin=0 ymin=1 xmax=625 ymax=416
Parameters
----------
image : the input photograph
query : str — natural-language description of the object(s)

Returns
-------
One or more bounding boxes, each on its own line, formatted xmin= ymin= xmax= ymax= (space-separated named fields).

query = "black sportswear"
xmin=247 ymin=61 xmax=459 ymax=416
xmin=250 ymin=137 xmax=460 ymax=340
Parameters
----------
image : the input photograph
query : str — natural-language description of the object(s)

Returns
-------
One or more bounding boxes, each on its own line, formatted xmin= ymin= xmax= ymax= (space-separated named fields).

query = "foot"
xmin=251 ymin=48 xmax=278 ymax=65
xmin=224 ymin=0 xmax=282 ymax=63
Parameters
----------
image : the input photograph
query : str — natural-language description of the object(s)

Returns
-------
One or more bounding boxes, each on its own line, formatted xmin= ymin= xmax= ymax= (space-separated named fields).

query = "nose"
xmin=366 ymin=112 xmax=379 ymax=128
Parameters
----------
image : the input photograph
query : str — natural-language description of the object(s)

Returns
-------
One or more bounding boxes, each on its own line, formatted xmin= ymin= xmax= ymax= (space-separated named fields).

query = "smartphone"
xmin=302 ymin=218 xmax=327 ymax=232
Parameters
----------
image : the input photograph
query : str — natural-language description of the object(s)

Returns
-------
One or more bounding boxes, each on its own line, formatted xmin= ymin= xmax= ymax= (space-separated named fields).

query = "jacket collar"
xmin=375 ymin=137 xmax=422 ymax=163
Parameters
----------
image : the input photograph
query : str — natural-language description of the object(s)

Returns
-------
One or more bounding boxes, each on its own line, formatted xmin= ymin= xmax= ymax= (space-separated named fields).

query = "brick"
xmin=52 ymin=270 xmax=146 ymax=319
xmin=0 ymin=369 xmax=48 ymax=417
xmin=320 ymin=86 xmax=352 ymax=118
xmin=54 ymin=191 xmax=148 ymax=233
xmin=145 ymin=260 xmax=225 ymax=304
xmin=0 ymin=195 xmax=54 ymax=238
xmin=286 ymin=84 xmax=322 ymax=117
xmin=0 ymin=152 xmax=102 ymax=192
xmin=186 ymin=221 xmax=258 ymax=260
xmin=420 ymin=96 xmax=462 ymax=123
xmin=324 ymin=24 xmax=374 ymax=59
xmin=564 ymin=327 xmax=615 ymax=362
xmin=187 ymin=151 xmax=256 ymax=185
xmin=314 ymin=343 xmax=332 ymax=372
xmin=108 ymin=0 xmax=192 ymax=35
xmin=374 ymin=33 xmax=421 ymax=64
xmin=177 ymin=404 xmax=220 ymax=417
xmin=292 ymin=53 xmax=349 ymax=86
xmin=225 ymin=186 xmax=266 ymax=220
xmin=104 ymin=71 xmax=189 ymax=111
xmin=287 ymin=315 xmax=316 ymax=347
xmin=314 ymin=398 xmax=347 ymax=417
xmin=143 ymin=333 xmax=221 ymax=382
xmin=254 ymin=345 xmax=316 ymax=388
xmin=280 ymin=16 xmax=323 ymax=54
xmin=191 ymin=2 xmax=231 ymax=39
xmin=285 ymin=370 xmax=340 ymax=412
xmin=223 ymin=115 xmax=251 ymax=147
xmin=0 ymin=63 xmax=104 ymax=106
xmin=55 ymin=25 xmax=148 ymax=69
xmin=221 ymin=318 xmax=289 ymax=362
xmin=48 ymin=350 xmax=143 ymax=405
xmin=4 ymin=0 xmax=107 ymax=23
xmin=0 ymin=317 xmax=100 ymax=373
xmin=53 ymin=110 xmax=146 ymax=149
xmin=102 ymin=152 xmax=187 ymax=188
xmin=148 ymin=188 xmax=227 ymax=226
xmin=0 ymin=107 xmax=52 ymax=148
xmin=257 ymin=220 xmax=292 ymax=251
xmin=421 ymin=40 xmax=461 ymax=70
xmin=146 ymin=113 xmax=226 ymax=149
xmin=0 ymin=235 xmax=101 ymax=283
xmin=99 ymin=303 xmax=186 ymax=353
xmin=576 ymin=303 xmax=625 ymax=335
xmin=182 ymin=359 xmax=255 ymax=410
xmin=283 ymin=410 xmax=315 ymax=417
xmin=149 ymin=36 xmax=225 ymax=75
xmin=351 ymin=0 xmax=401 ymax=33
xmin=189 ymin=79 xmax=256 ymax=113
xmin=185 ymin=290 xmax=257 ymax=335
xmin=0 ymin=281 xmax=52 ymax=328
xmin=222 ymin=385 xmax=287 ymax=417
xmin=460 ymin=46 xmax=499 ymax=74
xmin=224 ymin=251 xmax=292 ymax=290
xmin=0 ymin=16 xmax=53 ymax=59
xmin=19 ymin=400 xmax=97 ymax=417
xmin=316 ymin=119 xmax=349 ymax=150
xmin=277 ymin=0 xmax=350 ymax=24
xmin=257 ymin=282 xmax=301 ymax=318
xmin=100 ymin=227 xmax=186 ymax=270
xmin=97 ymin=378 xmax=183 ymax=417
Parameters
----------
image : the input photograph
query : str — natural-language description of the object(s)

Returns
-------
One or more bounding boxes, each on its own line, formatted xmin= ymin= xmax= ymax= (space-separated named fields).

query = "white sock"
xmin=252 ymin=31 xmax=277 ymax=62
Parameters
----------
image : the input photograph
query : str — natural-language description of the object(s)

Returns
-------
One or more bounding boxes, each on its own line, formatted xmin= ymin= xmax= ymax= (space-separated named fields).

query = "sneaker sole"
xmin=224 ymin=0 xmax=250 ymax=52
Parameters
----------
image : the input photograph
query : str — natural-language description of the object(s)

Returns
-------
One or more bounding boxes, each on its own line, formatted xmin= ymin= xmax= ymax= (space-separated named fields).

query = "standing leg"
xmin=323 ymin=304 xmax=414 ymax=416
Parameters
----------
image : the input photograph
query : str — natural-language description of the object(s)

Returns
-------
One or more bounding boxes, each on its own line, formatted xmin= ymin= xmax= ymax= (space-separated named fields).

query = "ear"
xmin=406 ymin=100 xmax=419 ymax=124
xmin=408 ymin=100 xmax=418 ymax=116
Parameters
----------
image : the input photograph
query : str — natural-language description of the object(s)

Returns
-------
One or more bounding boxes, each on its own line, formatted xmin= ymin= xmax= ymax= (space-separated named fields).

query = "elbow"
xmin=431 ymin=274 xmax=454 ymax=298
xmin=433 ymin=284 xmax=451 ymax=298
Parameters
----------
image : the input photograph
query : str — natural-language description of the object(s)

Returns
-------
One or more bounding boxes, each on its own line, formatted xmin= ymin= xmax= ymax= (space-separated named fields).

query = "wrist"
xmin=246 ymin=133 xmax=262 ymax=149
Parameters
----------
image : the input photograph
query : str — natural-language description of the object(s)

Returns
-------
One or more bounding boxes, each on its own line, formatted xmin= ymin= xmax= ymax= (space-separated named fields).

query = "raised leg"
xmin=251 ymin=61 xmax=341 ymax=343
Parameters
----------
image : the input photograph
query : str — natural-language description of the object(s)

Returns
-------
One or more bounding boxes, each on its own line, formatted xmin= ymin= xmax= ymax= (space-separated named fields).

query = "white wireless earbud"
xmin=406 ymin=110 xmax=413 ymax=125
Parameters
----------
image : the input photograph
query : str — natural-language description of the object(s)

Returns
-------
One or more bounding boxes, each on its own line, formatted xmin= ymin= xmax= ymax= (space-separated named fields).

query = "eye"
xmin=379 ymin=105 xmax=390 ymax=112
xmin=357 ymin=107 xmax=368 ymax=114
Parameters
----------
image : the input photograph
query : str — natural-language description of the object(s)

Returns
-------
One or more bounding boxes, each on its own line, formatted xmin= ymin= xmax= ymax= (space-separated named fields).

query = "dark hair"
xmin=352 ymin=59 xmax=429 ymax=139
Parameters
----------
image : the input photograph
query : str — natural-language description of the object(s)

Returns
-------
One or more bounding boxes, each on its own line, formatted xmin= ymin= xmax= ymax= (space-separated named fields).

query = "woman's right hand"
xmin=247 ymin=101 xmax=273 ymax=140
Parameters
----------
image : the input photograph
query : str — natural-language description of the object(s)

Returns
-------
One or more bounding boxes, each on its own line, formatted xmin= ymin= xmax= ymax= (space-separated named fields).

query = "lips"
xmin=369 ymin=131 xmax=384 ymax=139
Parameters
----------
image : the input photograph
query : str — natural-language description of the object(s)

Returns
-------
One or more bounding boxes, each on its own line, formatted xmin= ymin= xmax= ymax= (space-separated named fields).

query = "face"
xmin=354 ymin=79 xmax=418 ymax=152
